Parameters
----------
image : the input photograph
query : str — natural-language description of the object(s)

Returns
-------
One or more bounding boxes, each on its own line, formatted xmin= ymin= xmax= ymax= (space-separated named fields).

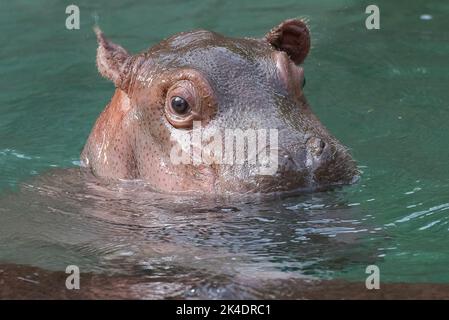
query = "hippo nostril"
xmin=315 ymin=139 xmax=326 ymax=157
xmin=306 ymin=137 xmax=327 ymax=158
xmin=319 ymin=140 xmax=326 ymax=152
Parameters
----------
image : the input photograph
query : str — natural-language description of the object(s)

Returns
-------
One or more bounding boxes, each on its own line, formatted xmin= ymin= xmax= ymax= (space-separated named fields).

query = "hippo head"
xmin=81 ymin=19 xmax=359 ymax=194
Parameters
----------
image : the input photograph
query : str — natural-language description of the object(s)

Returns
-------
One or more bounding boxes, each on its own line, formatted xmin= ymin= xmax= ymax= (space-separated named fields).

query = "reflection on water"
xmin=0 ymin=168 xmax=381 ymax=299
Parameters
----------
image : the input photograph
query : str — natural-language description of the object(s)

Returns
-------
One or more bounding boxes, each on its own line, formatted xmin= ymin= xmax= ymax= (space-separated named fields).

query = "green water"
xmin=1 ymin=0 xmax=449 ymax=294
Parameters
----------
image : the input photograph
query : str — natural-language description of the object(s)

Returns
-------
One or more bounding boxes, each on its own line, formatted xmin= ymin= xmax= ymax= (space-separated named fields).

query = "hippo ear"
xmin=94 ymin=27 xmax=134 ymax=92
xmin=264 ymin=19 xmax=310 ymax=65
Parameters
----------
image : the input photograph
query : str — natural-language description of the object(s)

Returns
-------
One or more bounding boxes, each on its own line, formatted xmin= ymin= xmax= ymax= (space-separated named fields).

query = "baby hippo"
xmin=81 ymin=19 xmax=358 ymax=193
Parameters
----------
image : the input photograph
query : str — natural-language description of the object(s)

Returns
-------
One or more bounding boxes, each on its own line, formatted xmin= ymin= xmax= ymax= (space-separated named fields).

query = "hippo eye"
xmin=171 ymin=96 xmax=189 ymax=114
xmin=165 ymin=80 xmax=199 ymax=128
xmin=164 ymin=75 xmax=216 ymax=129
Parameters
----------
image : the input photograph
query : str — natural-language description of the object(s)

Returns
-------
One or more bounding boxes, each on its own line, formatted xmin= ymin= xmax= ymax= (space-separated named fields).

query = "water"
xmin=1 ymin=0 xmax=449 ymax=298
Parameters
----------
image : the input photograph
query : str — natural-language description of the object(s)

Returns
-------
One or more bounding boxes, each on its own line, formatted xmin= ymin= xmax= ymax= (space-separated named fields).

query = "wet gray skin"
xmin=82 ymin=19 xmax=359 ymax=194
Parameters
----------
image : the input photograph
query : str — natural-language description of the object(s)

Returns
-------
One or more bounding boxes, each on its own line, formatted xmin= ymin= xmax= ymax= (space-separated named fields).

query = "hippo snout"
xmin=275 ymin=135 xmax=358 ymax=191
xmin=306 ymin=137 xmax=359 ymax=188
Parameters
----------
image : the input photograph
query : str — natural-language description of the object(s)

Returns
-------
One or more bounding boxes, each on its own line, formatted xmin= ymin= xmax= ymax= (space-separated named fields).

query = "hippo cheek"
xmin=211 ymin=156 xmax=308 ymax=193
xmin=165 ymin=164 xmax=217 ymax=193
xmin=252 ymin=170 xmax=310 ymax=193
xmin=148 ymin=148 xmax=218 ymax=193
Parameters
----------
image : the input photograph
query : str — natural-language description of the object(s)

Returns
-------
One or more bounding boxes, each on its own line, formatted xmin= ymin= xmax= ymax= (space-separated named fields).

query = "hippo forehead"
xmin=141 ymin=30 xmax=294 ymax=126
xmin=153 ymin=30 xmax=274 ymax=63
xmin=152 ymin=31 xmax=282 ymax=86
